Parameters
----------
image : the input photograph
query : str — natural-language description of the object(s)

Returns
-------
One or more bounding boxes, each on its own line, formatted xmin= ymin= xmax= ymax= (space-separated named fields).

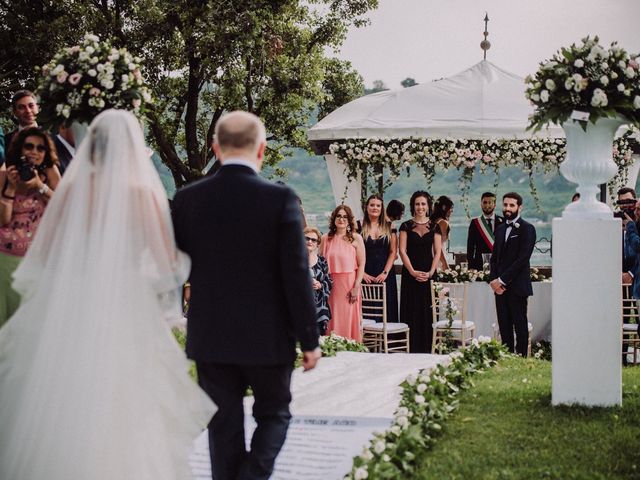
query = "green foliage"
xmin=346 ymin=340 xmax=506 ymax=479
xmin=365 ymin=79 xmax=388 ymax=95
xmin=172 ymin=327 xmax=197 ymax=381
xmin=418 ymin=357 xmax=640 ymax=479
xmin=0 ymin=0 xmax=377 ymax=185
xmin=400 ymin=77 xmax=417 ymax=88
xmin=294 ymin=332 xmax=368 ymax=368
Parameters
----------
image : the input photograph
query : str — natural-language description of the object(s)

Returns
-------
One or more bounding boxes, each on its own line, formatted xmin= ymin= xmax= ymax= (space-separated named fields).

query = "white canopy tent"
xmin=308 ymin=60 xmax=636 ymax=216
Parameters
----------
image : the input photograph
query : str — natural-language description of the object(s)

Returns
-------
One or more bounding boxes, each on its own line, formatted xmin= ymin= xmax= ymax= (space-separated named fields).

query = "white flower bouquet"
xmin=526 ymin=36 xmax=640 ymax=131
xmin=36 ymin=33 xmax=153 ymax=127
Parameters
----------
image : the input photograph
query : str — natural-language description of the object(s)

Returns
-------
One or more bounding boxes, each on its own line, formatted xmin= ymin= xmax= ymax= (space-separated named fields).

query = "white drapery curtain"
xmin=324 ymin=154 xmax=363 ymax=219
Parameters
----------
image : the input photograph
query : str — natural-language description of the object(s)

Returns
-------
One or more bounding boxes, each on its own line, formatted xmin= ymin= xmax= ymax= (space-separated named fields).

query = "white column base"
xmin=551 ymin=217 xmax=622 ymax=407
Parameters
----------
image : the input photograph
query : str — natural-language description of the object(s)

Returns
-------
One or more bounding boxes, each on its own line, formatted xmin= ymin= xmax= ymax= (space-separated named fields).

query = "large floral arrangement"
xmin=329 ymin=135 xmax=634 ymax=213
xmin=345 ymin=338 xmax=506 ymax=479
xmin=36 ymin=33 xmax=152 ymax=127
xmin=525 ymin=36 xmax=640 ymax=131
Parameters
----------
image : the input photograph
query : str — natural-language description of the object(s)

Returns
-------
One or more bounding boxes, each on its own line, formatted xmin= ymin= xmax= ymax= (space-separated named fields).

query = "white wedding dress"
xmin=0 ymin=110 xmax=216 ymax=479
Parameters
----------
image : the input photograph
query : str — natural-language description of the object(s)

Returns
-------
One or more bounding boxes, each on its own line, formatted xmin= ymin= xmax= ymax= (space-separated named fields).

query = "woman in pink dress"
xmin=322 ymin=205 xmax=365 ymax=341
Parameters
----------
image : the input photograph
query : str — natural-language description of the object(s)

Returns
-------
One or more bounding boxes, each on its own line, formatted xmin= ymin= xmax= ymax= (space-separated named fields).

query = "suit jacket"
xmin=466 ymin=215 xmax=503 ymax=270
xmin=489 ymin=217 xmax=536 ymax=297
xmin=171 ymin=164 xmax=318 ymax=366
xmin=53 ymin=135 xmax=73 ymax=176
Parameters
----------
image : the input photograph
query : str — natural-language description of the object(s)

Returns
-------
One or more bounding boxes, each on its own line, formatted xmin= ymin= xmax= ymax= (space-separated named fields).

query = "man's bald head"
xmin=214 ymin=111 xmax=267 ymax=163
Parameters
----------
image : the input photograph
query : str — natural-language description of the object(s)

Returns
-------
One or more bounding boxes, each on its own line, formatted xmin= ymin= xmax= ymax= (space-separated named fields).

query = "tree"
xmin=364 ymin=79 xmax=387 ymax=95
xmin=0 ymin=0 xmax=376 ymax=185
xmin=401 ymin=77 xmax=417 ymax=88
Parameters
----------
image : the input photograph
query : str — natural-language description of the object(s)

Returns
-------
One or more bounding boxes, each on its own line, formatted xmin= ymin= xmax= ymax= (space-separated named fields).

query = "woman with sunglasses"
xmin=0 ymin=127 xmax=60 ymax=327
xmin=322 ymin=205 xmax=365 ymax=341
xmin=304 ymin=226 xmax=332 ymax=336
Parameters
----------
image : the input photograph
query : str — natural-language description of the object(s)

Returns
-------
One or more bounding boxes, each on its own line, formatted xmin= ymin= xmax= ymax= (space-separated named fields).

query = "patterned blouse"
xmin=310 ymin=255 xmax=332 ymax=324
xmin=0 ymin=191 xmax=46 ymax=257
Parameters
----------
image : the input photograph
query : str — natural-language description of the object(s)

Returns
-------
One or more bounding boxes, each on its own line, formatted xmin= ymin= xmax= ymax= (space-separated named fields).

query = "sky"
xmin=333 ymin=0 xmax=640 ymax=89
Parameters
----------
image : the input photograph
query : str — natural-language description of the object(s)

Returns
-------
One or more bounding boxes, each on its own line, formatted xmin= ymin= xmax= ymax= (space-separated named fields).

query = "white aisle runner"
xmin=190 ymin=352 xmax=449 ymax=480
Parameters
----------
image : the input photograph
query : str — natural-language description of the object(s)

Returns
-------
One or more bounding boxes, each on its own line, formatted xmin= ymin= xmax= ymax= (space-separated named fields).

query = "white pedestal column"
xmin=551 ymin=218 xmax=622 ymax=406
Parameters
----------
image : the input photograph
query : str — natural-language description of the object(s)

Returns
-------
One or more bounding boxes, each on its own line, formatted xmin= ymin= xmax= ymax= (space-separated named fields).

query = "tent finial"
xmin=481 ymin=13 xmax=491 ymax=60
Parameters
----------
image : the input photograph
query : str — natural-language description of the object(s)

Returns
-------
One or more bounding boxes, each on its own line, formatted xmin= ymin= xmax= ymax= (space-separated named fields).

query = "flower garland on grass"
xmin=295 ymin=332 xmax=369 ymax=368
xmin=329 ymin=136 xmax=634 ymax=213
xmin=345 ymin=338 xmax=506 ymax=480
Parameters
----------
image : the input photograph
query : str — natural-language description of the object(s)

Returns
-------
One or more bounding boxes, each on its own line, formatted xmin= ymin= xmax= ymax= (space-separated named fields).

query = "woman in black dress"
xmin=361 ymin=195 xmax=398 ymax=322
xmin=399 ymin=191 xmax=442 ymax=352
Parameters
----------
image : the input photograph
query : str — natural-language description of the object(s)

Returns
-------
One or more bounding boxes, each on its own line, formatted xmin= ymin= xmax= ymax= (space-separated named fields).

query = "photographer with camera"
xmin=0 ymin=128 xmax=60 ymax=327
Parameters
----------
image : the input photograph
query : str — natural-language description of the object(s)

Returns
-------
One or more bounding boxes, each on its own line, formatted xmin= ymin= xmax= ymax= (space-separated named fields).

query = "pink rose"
xmin=89 ymin=87 xmax=101 ymax=96
xmin=68 ymin=73 xmax=82 ymax=85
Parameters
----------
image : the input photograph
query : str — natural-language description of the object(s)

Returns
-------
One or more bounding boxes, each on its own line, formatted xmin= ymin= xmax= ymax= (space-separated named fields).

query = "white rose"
xmin=634 ymin=96 xmax=640 ymax=109
xmin=619 ymin=60 xmax=627 ymax=69
xmin=406 ymin=374 xmax=416 ymax=386
xmin=600 ymin=75 xmax=609 ymax=86
xmin=540 ymin=90 xmax=550 ymax=103
xmin=78 ymin=52 xmax=90 ymax=62
xmin=397 ymin=406 xmax=408 ymax=416
xmin=572 ymin=73 xmax=583 ymax=82
xmin=574 ymin=59 xmax=584 ymax=68
xmin=396 ymin=415 xmax=409 ymax=427
xmin=564 ymin=77 xmax=574 ymax=90
xmin=373 ymin=440 xmax=386 ymax=454
xmin=88 ymin=69 xmax=97 ymax=77
xmin=360 ymin=449 xmax=374 ymax=461
xmin=618 ymin=83 xmax=626 ymax=92
xmin=55 ymin=104 xmax=64 ymax=114
xmin=417 ymin=383 xmax=427 ymax=393
xmin=611 ymin=71 xmax=619 ymax=79
xmin=390 ymin=425 xmax=401 ymax=435
xmin=545 ymin=79 xmax=556 ymax=91
xmin=85 ymin=45 xmax=95 ymax=54
xmin=354 ymin=467 xmax=368 ymax=480
xmin=61 ymin=105 xmax=71 ymax=118
xmin=626 ymin=67 xmax=636 ymax=78
xmin=414 ymin=394 xmax=425 ymax=404
xmin=531 ymin=93 xmax=540 ymax=102
xmin=51 ymin=64 xmax=64 ymax=75
xmin=128 ymin=62 xmax=136 ymax=71
xmin=90 ymin=56 xmax=99 ymax=64
xmin=382 ymin=454 xmax=391 ymax=462
xmin=601 ymin=62 xmax=609 ymax=70
xmin=56 ymin=71 xmax=68 ymax=83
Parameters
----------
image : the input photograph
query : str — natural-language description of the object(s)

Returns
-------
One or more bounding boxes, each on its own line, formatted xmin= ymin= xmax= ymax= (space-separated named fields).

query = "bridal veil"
xmin=0 ymin=109 xmax=215 ymax=479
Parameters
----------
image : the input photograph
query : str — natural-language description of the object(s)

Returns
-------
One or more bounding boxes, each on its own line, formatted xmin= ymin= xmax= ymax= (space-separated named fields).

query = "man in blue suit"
xmin=172 ymin=111 xmax=320 ymax=480
xmin=489 ymin=192 xmax=537 ymax=356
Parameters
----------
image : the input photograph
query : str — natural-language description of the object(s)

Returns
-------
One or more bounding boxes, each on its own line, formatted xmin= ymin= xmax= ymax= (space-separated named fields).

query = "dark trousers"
xmin=196 ymin=362 xmax=294 ymax=480
xmin=495 ymin=292 xmax=529 ymax=356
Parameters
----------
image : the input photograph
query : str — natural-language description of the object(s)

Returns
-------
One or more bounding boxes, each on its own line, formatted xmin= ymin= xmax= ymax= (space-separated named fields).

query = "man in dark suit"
xmin=172 ymin=111 xmax=320 ymax=480
xmin=466 ymin=191 xmax=503 ymax=270
xmin=53 ymin=125 xmax=75 ymax=176
xmin=489 ymin=192 xmax=536 ymax=356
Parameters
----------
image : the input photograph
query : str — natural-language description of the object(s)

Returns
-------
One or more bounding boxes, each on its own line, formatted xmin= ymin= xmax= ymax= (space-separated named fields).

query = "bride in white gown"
xmin=0 ymin=109 xmax=216 ymax=479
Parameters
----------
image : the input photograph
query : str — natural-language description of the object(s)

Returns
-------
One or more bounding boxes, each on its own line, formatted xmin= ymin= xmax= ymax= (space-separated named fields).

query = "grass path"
xmin=417 ymin=358 xmax=640 ymax=480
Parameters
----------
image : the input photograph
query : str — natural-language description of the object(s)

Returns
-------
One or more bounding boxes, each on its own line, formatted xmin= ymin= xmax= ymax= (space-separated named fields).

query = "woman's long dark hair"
xmin=6 ymin=127 xmax=59 ymax=170
xmin=328 ymin=205 xmax=357 ymax=243
xmin=409 ymin=190 xmax=433 ymax=217
xmin=430 ymin=195 xmax=454 ymax=223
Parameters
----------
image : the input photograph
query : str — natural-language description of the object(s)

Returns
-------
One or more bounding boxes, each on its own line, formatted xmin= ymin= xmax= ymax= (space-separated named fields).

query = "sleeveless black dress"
xmin=363 ymin=236 xmax=398 ymax=323
xmin=399 ymin=220 xmax=438 ymax=353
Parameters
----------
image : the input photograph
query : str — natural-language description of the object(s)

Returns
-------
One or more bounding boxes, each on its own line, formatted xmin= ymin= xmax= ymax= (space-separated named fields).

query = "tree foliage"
xmin=401 ymin=77 xmax=417 ymax=88
xmin=0 ymin=0 xmax=376 ymax=185
xmin=364 ymin=79 xmax=388 ymax=94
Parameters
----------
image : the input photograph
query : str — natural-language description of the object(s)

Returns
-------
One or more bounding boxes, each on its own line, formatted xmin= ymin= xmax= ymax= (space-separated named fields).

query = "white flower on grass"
xmin=390 ymin=425 xmax=401 ymax=436
xmin=634 ymin=96 xmax=640 ymax=109
xmin=574 ymin=59 xmax=584 ymax=68
xmin=354 ymin=467 xmax=368 ymax=480
xmin=396 ymin=406 xmax=408 ymax=416
xmin=540 ymin=90 xmax=550 ymax=103
xmin=544 ymin=79 xmax=556 ymax=91
xmin=373 ymin=440 xmax=386 ymax=454
xmin=382 ymin=454 xmax=391 ymax=462
xmin=360 ymin=448 xmax=374 ymax=461
xmin=396 ymin=415 xmax=409 ymax=428
xmin=406 ymin=374 xmax=417 ymax=386
xmin=414 ymin=394 xmax=425 ymax=404
xmin=450 ymin=350 xmax=463 ymax=359
xmin=417 ymin=383 xmax=427 ymax=393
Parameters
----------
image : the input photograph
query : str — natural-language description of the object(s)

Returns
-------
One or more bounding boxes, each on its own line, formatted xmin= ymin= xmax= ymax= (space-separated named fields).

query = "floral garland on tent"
xmin=328 ymin=135 xmax=635 ymax=214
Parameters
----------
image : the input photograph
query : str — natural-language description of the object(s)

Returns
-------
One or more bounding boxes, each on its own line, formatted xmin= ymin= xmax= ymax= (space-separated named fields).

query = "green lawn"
xmin=417 ymin=358 xmax=640 ymax=480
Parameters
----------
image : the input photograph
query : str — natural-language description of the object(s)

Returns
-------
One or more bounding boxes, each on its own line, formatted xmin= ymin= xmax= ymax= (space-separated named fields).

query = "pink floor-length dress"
xmin=322 ymin=234 xmax=362 ymax=341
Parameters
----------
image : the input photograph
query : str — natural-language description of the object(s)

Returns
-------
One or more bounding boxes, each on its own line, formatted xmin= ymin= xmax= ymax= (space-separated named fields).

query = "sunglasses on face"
xmin=335 ymin=214 xmax=348 ymax=219
xmin=23 ymin=142 xmax=46 ymax=153
xmin=305 ymin=236 xmax=319 ymax=244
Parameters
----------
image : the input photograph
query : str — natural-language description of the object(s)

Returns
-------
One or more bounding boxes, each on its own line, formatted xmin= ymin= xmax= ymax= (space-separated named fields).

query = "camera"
xmin=13 ymin=156 xmax=35 ymax=182
xmin=614 ymin=198 xmax=637 ymax=219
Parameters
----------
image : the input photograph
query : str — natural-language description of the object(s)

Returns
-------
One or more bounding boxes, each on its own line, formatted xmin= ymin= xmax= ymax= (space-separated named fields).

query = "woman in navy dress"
xmin=399 ymin=191 xmax=442 ymax=352
xmin=361 ymin=194 xmax=398 ymax=323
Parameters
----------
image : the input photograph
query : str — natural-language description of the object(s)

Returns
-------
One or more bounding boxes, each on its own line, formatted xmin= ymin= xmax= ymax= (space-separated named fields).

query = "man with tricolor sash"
xmin=466 ymin=192 xmax=503 ymax=270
